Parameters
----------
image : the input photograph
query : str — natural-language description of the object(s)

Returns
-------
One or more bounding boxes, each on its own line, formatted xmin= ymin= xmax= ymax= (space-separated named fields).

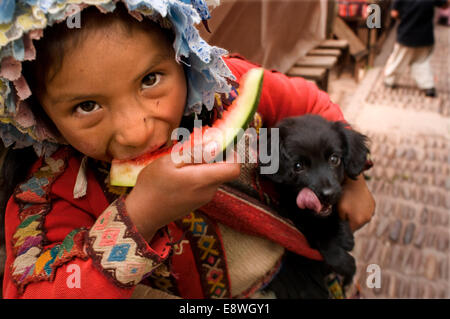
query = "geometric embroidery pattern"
xmin=88 ymin=156 xmax=179 ymax=294
xmin=11 ymin=147 xmax=89 ymax=294
xmin=10 ymin=147 xmax=169 ymax=294
xmin=87 ymin=197 xmax=165 ymax=288
xmin=327 ymin=274 xmax=346 ymax=299
xmin=179 ymin=211 xmax=231 ymax=298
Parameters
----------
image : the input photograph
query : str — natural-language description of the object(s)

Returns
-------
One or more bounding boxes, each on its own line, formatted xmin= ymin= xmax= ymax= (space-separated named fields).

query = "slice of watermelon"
xmin=110 ymin=67 xmax=264 ymax=187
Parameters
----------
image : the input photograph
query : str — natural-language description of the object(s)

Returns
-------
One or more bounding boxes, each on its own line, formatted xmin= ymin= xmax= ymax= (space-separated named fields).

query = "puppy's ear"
xmin=258 ymin=126 xmax=287 ymax=183
xmin=334 ymin=122 xmax=370 ymax=179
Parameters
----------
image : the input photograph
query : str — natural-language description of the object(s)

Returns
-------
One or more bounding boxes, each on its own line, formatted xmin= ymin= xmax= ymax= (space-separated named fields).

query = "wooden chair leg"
xmin=323 ymin=69 xmax=329 ymax=92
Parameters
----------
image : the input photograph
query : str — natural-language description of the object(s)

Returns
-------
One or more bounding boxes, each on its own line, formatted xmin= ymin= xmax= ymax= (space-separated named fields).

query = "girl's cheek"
xmin=68 ymin=136 xmax=107 ymax=159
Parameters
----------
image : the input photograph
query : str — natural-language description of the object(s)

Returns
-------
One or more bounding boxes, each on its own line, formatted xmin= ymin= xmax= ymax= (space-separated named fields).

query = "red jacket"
xmin=3 ymin=57 xmax=345 ymax=299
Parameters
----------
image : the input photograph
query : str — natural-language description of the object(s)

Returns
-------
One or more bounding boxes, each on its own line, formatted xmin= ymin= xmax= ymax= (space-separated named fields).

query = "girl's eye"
xmin=329 ymin=154 xmax=341 ymax=167
xmin=74 ymin=101 xmax=101 ymax=114
xmin=294 ymin=162 xmax=305 ymax=172
xmin=141 ymin=73 xmax=161 ymax=89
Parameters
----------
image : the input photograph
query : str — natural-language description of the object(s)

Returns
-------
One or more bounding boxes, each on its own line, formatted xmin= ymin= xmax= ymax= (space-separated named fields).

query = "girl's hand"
xmin=337 ymin=174 xmax=375 ymax=232
xmin=125 ymin=144 xmax=241 ymax=242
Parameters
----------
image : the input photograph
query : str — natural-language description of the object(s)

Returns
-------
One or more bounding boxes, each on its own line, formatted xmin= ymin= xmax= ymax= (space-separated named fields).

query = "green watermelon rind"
xmin=210 ymin=67 xmax=264 ymax=162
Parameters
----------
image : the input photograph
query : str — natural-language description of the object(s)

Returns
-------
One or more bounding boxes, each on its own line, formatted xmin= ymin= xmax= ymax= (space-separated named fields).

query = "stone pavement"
xmin=335 ymin=24 xmax=450 ymax=298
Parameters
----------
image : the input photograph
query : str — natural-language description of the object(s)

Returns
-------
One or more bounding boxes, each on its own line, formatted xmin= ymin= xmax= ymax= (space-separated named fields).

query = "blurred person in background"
xmin=384 ymin=0 xmax=449 ymax=97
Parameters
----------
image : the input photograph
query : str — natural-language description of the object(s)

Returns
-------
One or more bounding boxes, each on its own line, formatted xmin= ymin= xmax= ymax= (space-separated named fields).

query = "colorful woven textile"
xmin=10 ymin=147 xmax=171 ymax=293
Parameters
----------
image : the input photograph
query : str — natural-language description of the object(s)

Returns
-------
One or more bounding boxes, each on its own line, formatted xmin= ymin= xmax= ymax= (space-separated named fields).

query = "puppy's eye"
xmin=294 ymin=162 xmax=305 ymax=172
xmin=329 ymin=154 xmax=341 ymax=167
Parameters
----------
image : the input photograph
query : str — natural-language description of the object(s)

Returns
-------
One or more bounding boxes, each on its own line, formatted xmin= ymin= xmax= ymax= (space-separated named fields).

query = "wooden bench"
xmin=331 ymin=17 xmax=369 ymax=81
xmin=294 ymin=55 xmax=338 ymax=69
xmin=287 ymin=66 xmax=328 ymax=91
xmin=307 ymin=48 xmax=342 ymax=58
xmin=317 ymin=39 xmax=349 ymax=50
xmin=292 ymin=55 xmax=338 ymax=91
xmin=317 ymin=39 xmax=350 ymax=77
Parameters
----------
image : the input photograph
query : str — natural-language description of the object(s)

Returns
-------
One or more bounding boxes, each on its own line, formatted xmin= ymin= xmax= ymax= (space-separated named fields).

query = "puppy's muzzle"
xmin=296 ymin=188 xmax=334 ymax=217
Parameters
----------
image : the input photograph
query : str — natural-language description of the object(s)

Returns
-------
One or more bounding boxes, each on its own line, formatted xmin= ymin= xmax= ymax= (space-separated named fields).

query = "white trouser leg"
xmin=410 ymin=46 xmax=435 ymax=89
xmin=383 ymin=43 xmax=413 ymax=86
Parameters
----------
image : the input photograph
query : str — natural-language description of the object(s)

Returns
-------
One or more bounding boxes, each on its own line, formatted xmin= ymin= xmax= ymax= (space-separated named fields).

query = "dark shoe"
xmin=424 ymin=88 xmax=436 ymax=97
xmin=384 ymin=82 xmax=397 ymax=89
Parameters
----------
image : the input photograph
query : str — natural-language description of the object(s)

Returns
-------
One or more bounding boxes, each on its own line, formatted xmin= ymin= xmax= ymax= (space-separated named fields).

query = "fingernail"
xmin=204 ymin=141 xmax=219 ymax=159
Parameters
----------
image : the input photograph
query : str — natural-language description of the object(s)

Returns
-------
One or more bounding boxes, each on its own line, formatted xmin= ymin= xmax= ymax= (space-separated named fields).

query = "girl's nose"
xmin=114 ymin=110 xmax=152 ymax=148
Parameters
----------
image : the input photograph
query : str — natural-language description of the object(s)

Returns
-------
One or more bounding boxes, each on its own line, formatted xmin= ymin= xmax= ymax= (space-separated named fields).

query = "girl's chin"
xmin=89 ymin=154 xmax=114 ymax=163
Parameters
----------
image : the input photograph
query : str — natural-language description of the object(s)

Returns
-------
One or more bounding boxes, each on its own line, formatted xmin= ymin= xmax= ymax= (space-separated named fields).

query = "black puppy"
xmin=261 ymin=114 xmax=370 ymax=298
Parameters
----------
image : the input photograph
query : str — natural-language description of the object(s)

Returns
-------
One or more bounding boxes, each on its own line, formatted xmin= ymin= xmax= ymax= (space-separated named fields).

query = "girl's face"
xmin=39 ymin=23 xmax=187 ymax=162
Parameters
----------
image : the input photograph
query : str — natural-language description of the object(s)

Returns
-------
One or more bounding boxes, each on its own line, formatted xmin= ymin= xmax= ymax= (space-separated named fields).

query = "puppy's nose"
xmin=321 ymin=187 xmax=335 ymax=197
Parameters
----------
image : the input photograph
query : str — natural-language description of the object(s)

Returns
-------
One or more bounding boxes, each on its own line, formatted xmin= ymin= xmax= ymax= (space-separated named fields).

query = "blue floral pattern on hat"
xmin=0 ymin=0 xmax=16 ymax=24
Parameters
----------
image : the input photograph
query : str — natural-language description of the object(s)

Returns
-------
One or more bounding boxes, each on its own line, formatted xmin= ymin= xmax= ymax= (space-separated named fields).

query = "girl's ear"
xmin=334 ymin=122 xmax=370 ymax=180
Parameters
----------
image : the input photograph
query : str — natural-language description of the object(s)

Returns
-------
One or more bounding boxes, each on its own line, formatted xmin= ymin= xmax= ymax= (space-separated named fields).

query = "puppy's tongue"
xmin=296 ymin=188 xmax=322 ymax=213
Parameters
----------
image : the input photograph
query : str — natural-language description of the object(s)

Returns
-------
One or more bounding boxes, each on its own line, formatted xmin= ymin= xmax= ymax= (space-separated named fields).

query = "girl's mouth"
xmin=138 ymin=142 xmax=168 ymax=157
xmin=115 ymin=142 xmax=169 ymax=161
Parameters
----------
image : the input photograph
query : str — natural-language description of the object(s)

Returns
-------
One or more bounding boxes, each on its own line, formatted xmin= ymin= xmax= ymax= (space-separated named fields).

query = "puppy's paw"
xmin=321 ymin=248 xmax=356 ymax=285
xmin=337 ymin=221 xmax=354 ymax=251
xmin=340 ymin=254 xmax=356 ymax=286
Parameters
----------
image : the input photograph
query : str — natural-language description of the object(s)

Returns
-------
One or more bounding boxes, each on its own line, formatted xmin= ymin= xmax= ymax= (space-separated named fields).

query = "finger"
xmin=211 ymin=161 xmax=241 ymax=183
xmin=172 ymin=141 xmax=221 ymax=168
xmin=180 ymin=160 xmax=241 ymax=185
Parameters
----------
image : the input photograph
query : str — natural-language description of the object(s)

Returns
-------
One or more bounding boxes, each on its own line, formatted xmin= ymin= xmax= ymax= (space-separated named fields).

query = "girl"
xmin=0 ymin=0 xmax=374 ymax=298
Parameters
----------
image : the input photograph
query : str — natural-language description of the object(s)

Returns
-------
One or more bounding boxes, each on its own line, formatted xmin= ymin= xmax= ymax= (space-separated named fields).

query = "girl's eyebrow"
xmin=132 ymin=53 xmax=171 ymax=83
xmin=50 ymin=93 xmax=101 ymax=105
xmin=49 ymin=53 xmax=172 ymax=105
